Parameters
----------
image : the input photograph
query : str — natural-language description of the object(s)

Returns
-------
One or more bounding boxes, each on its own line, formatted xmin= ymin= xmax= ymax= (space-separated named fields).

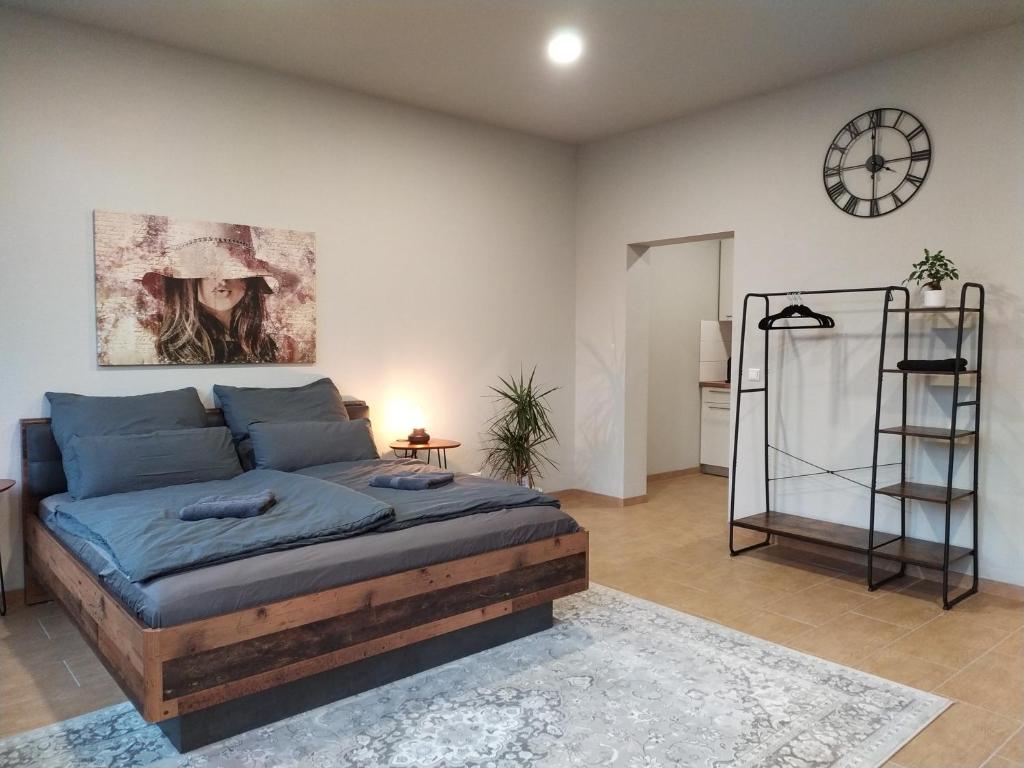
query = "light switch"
xmin=748 ymin=368 xmax=761 ymax=382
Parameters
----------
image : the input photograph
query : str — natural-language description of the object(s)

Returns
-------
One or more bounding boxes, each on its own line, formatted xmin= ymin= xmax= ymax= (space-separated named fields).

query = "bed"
xmin=20 ymin=400 xmax=589 ymax=750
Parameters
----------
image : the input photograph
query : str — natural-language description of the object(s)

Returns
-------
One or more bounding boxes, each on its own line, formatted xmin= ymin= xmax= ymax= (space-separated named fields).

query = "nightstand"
xmin=0 ymin=479 xmax=13 ymax=616
xmin=389 ymin=439 xmax=461 ymax=469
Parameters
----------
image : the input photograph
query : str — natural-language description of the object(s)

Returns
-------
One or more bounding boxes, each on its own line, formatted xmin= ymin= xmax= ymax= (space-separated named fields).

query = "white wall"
xmin=0 ymin=9 xmax=577 ymax=591
xmin=575 ymin=25 xmax=1024 ymax=585
xmin=645 ymin=242 xmax=720 ymax=475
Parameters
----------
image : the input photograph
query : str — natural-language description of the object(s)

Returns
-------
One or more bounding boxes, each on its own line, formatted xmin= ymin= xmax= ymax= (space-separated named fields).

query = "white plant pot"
xmin=922 ymin=287 xmax=947 ymax=308
xmin=517 ymin=476 xmax=541 ymax=491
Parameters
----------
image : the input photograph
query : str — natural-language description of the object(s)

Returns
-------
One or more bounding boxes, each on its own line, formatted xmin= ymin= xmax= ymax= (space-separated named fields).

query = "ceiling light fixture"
xmin=547 ymin=29 xmax=583 ymax=65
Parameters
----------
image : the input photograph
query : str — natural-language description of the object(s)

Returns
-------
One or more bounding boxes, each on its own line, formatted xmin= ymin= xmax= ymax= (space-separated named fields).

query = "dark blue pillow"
xmin=213 ymin=378 xmax=349 ymax=468
xmin=249 ymin=420 xmax=378 ymax=472
xmin=64 ymin=427 xmax=242 ymax=500
xmin=46 ymin=388 xmax=208 ymax=458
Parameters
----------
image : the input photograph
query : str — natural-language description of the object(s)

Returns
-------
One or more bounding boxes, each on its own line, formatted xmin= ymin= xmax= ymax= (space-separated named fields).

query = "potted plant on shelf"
xmin=903 ymin=248 xmax=959 ymax=308
xmin=482 ymin=367 xmax=558 ymax=489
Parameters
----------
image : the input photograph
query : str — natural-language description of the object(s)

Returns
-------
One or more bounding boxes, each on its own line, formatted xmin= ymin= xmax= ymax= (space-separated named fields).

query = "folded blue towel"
xmin=369 ymin=472 xmax=454 ymax=491
xmin=179 ymin=490 xmax=276 ymax=521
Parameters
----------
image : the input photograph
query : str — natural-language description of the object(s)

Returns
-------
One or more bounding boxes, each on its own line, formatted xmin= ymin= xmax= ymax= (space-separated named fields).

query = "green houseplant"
xmin=903 ymin=248 xmax=959 ymax=308
xmin=482 ymin=368 xmax=559 ymax=489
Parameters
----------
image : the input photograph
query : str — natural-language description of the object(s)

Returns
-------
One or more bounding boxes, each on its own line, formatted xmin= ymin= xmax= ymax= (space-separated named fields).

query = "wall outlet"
xmin=748 ymin=368 xmax=761 ymax=382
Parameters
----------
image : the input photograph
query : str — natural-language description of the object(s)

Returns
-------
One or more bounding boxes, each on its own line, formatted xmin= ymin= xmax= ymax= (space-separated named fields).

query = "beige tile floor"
xmin=0 ymin=599 xmax=126 ymax=736
xmin=0 ymin=472 xmax=1020 ymax=767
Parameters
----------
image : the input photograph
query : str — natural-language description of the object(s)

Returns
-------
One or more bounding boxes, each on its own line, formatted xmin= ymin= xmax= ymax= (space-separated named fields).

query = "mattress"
xmin=40 ymin=494 xmax=580 ymax=628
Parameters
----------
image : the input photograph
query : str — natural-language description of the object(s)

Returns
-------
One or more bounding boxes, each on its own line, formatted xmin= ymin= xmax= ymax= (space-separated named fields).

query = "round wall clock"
xmin=822 ymin=107 xmax=931 ymax=218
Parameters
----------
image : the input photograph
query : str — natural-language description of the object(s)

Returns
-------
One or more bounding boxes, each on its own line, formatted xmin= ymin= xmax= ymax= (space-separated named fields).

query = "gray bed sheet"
xmin=40 ymin=494 xmax=580 ymax=628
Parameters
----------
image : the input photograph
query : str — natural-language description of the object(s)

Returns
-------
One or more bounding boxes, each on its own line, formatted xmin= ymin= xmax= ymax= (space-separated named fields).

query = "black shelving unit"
xmin=867 ymin=282 xmax=984 ymax=608
xmin=728 ymin=283 xmax=984 ymax=609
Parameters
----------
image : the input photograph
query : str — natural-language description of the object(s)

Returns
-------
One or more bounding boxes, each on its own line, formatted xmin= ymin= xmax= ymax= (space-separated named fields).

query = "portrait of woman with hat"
xmin=94 ymin=211 xmax=315 ymax=366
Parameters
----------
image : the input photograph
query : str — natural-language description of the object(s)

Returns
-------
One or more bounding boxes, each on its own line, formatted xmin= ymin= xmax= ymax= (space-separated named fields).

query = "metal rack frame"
xmin=727 ymin=283 xmax=984 ymax=609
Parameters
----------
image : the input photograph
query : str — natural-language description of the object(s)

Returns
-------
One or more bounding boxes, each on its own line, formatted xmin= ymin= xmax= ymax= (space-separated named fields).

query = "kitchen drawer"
xmin=702 ymin=387 xmax=730 ymax=405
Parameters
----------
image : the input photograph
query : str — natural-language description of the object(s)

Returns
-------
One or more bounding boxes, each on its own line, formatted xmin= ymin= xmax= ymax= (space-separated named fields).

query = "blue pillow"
xmin=46 ymin=388 xmax=208 ymax=458
xmin=63 ymin=427 xmax=242 ymax=500
xmin=249 ymin=420 xmax=379 ymax=472
xmin=213 ymin=378 xmax=349 ymax=468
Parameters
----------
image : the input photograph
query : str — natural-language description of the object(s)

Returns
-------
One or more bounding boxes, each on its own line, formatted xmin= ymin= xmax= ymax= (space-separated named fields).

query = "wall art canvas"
xmin=94 ymin=211 xmax=316 ymax=366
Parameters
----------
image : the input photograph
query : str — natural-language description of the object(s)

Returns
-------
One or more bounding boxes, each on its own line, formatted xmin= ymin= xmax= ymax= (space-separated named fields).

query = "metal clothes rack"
xmin=728 ymin=284 xmax=984 ymax=609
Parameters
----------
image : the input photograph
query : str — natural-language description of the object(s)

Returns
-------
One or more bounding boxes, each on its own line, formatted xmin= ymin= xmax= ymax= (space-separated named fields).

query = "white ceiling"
xmin=6 ymin=0 xmax=1024 ymax=142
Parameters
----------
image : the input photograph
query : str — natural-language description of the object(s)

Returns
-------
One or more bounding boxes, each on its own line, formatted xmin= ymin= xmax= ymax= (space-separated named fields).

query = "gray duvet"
xmin=50 ymin=470 xmax=394 ymax=581
xmin=41 ymin=458 xmax=580 ymax=627
xmin=298 ymin=458 xmax=560 ymax=528
xmin=42 ymin=501 xmax=580 ymax=627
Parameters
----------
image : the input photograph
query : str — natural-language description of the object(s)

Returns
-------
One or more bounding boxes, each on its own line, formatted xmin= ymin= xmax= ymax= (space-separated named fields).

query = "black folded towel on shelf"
xmin=179 ymin=490 xmax=277 ymax=521
xmin=369 ymin=472 xmax=455 ymax=490
xmin=896 ymin=358 xmax=969 ymax=372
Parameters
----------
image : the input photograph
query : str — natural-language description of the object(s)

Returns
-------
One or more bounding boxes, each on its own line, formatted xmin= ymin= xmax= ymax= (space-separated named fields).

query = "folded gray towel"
xmin=369 ymin=472 xmax=454 ymax=490
xmin=179 ymin=490 xmax=276 ymax=521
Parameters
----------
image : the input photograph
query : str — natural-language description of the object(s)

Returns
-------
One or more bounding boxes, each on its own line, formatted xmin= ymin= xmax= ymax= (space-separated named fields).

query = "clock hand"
xmin=840 ymin=155 xmax=914 ymax=172
xmin=870 ymin=129 xmax=878 ymax=193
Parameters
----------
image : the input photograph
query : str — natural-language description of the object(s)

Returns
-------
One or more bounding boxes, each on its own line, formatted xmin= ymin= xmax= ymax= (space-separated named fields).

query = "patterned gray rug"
xmin=0 ymin=585 xmax=947 ymax=768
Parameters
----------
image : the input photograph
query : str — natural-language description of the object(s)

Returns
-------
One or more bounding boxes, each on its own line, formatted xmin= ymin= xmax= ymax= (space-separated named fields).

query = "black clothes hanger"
xmin=757 ymin=292 xmax=836 ymax=330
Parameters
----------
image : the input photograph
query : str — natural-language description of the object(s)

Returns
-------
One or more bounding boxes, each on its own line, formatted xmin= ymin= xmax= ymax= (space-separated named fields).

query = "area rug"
xmin=0 ymin=585 xmax=948 ymax=768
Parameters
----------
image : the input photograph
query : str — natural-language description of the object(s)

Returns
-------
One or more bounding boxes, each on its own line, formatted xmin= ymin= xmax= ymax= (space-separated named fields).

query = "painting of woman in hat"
xmin=94 ymin=212 xmax=316 ymax=366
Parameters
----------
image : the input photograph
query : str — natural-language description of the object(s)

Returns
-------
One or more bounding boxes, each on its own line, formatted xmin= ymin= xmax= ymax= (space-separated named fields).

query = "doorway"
xmin=623 ymin=232 xmax=734 ymax=500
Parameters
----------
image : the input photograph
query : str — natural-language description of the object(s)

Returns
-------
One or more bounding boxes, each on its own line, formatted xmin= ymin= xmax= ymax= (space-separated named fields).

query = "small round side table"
xmin=389 ymin=439 xmax=461 ymax=469
xmin=0 ymin=479 xmax=14 ymax=616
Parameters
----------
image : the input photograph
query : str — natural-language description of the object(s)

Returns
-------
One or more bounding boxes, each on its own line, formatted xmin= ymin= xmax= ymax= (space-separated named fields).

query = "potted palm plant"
xmin=482 ymin=368 xmax=559 ymax=489
xmin=903 ymin=248 xmax=959 ymax=308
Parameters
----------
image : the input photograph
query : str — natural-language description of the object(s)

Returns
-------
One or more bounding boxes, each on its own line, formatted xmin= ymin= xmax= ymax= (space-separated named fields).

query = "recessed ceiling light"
xmin=547 ymin=29 xmax=583 ymax=65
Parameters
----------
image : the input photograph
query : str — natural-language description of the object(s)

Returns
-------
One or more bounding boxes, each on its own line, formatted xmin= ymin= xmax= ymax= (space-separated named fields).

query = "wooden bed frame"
xmin=20 ymin=405 xmax=588 ymax=749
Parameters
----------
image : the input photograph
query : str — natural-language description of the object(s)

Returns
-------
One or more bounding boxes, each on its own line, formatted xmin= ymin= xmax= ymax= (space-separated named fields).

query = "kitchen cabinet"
xmin=719 ymin=239 xmax=734 ymax=321
xmin=700 ymin=386 xmax=730 ymax=475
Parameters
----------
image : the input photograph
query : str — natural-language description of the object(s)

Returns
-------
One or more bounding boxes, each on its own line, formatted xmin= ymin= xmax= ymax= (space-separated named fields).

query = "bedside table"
xmin=389 ymin=439 xmax=461 ymax=469
xmin=0 ymin=478 xmax=13 ymax=616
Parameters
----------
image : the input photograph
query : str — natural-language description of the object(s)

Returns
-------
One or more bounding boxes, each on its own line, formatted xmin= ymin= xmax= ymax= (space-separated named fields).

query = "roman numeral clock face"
xmin=823 ymin=108 xmax=931 ymax=217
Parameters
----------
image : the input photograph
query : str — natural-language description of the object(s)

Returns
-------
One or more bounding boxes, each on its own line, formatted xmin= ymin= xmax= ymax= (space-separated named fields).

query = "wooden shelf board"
xmin=872 ymin=537 xmax=974 ymax=569
xmin=732 ymin=511 xmax=973 ymax=570
xmin=732 ymin=512 xmax=898 ymax=554
xmin=879 ymin=425 xmax=975 ymax=439
xmin=875 ymin=481 xmax=974 ymax=503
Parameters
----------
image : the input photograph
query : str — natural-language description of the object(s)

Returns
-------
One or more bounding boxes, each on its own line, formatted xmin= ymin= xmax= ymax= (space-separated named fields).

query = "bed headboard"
xmin=19 ymin=400 xmax=369 ymax=516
